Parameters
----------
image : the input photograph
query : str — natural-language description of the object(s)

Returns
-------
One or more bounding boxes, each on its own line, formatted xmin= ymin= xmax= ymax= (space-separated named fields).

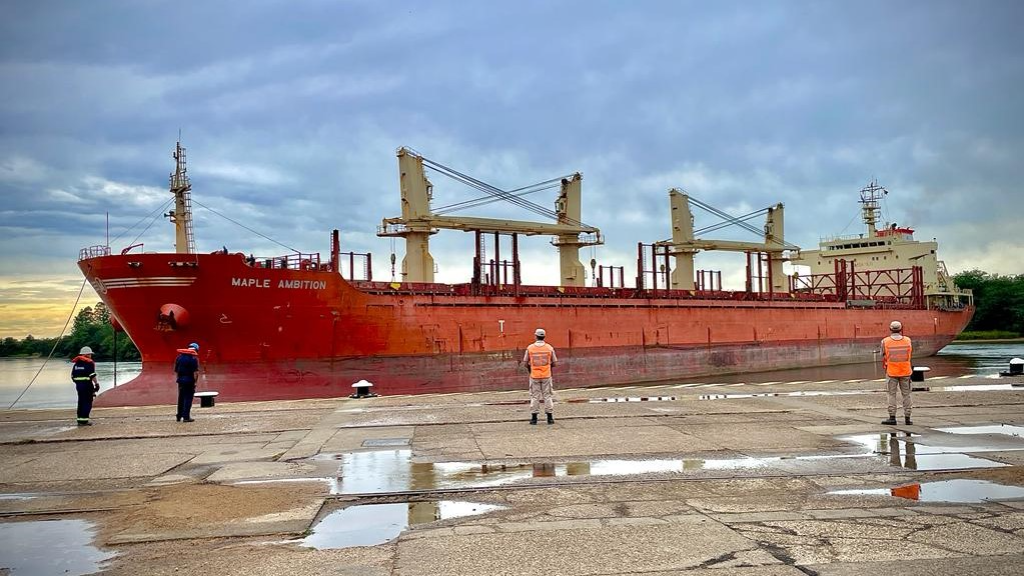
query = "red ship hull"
xmin=80 ymin=252 xmax=974 ymax=407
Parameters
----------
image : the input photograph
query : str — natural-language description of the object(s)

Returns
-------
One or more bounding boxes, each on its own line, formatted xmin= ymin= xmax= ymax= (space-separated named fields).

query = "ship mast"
xmin=167 ymin=140 xmax=196 ymax=254
xmin=859 ymin=178 xmax=887 ymax=238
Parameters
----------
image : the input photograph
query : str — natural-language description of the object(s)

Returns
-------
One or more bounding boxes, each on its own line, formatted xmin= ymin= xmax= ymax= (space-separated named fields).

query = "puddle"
xmin=307 ymin=433 xmax=1017 ymax=494
xmin=699 ymin=390 xmax=874 ymax=400
xmin=362 ymin=438 xmax=412 ymax=447
xmin=935 ymin=424 xmax=1024 ymax=437
xmin=932 ymin=384 xmax=1017 ymax=392
xmin=279 ymin=429 xmax=1024 ymax=495
xmin=842 ymin=433 xmax=1022 ymax=455
xmin=299 ymin=501 xmax=505 ymax=549
xmin=232 ymin=477 xmax=340 ymax=492
xmin=315 ymin=450 xmax=837 ymax=494
xmin=830 ymin=479 xmax=1024 ymax=503
xmin=698 ymin=384 xmax=1024 ymax=400
xmin=840 ymin=433 xmax=1011 ymax=471
xmin=586 ymin=396 xmax=677 ymax=403
xmin=0 ymin=493 xmax=38 ymax=501
xmin=0 ymin=519 xmax=115 ymax=575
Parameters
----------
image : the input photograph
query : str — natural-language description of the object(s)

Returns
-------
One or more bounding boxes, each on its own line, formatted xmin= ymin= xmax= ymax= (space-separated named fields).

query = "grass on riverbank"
xmin=955 ymin=330 xmax=1023 ymax=341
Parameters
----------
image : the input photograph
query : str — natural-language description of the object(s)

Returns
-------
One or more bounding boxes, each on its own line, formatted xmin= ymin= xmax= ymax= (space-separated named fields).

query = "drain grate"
xmin=361 ymin=438 xmax=412 ymax=447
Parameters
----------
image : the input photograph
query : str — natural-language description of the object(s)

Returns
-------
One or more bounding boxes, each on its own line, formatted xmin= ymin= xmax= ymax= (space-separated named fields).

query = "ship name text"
xmin=231 ymin=278 xmax=327 ymax=290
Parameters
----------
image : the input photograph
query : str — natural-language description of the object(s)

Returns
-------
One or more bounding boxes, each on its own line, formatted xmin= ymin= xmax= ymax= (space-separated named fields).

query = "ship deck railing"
xmin=349 ymin=280 xmax=854 ymax=303
xmin=79 ymin=245 xmax=111 ymax=260
xmin=247 ymin=252 xmax=323 ymax=271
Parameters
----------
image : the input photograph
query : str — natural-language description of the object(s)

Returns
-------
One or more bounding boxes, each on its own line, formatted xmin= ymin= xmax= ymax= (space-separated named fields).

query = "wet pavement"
xmin=0 ymin=370 xmax=1023 ymax=575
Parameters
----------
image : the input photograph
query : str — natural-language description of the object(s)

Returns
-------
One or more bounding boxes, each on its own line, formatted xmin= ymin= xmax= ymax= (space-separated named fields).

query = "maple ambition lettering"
xmin=231 ymin=278 xmax=327 ymax=290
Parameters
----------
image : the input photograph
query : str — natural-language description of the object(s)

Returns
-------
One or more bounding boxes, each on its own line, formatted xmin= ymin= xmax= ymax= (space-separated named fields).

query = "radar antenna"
xmin=859 ymin=178 xmax=888 ymax=237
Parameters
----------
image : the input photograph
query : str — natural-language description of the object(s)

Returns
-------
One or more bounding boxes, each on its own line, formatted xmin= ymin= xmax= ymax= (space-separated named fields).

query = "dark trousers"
xmin=177 ymin=383 xmax=196 ymax=419
xmin=76 ymin=382 xmax=93 ymax=422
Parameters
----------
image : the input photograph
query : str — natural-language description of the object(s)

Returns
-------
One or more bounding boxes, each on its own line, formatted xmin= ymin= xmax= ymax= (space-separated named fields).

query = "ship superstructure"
xmin=791 ymin=179 xmax=969 ymax=309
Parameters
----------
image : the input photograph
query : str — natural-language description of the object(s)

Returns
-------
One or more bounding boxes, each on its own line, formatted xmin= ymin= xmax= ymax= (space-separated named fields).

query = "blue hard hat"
xmin=189 ymin=342 xmax=199 ymax=351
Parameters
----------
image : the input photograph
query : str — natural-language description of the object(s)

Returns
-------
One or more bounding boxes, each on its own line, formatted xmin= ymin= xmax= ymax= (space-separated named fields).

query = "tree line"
xmin=0 ymin=302 xmax=141 ymax=361
xmin=954 ymin=270 xmax=1024 ymax=339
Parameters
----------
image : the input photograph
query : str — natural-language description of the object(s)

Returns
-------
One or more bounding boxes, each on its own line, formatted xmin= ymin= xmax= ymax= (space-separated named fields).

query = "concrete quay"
xmin=1 ymin=374 xmax=1024 ymax=575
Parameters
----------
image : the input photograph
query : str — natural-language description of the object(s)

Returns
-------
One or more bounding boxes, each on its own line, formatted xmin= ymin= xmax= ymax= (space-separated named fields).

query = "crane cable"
xmin=424 ymin=158 xmax=564 ymax=221
xmin=420 ymin=156 xmax=598 ymax=230
xmin=434 ymin=179 xmax=564 ymax=215
xmin=192 ymin=199 xmax=300 ymax=254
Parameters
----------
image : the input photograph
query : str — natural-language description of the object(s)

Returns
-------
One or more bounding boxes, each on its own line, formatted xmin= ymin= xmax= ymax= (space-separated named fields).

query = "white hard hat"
xmin=534 ymin=328 xmax=546 ymax=337
xmin=79 ymin=346 xmax=94 ymax=355
xmin=890 ymin=321 xmax=902 ymax=332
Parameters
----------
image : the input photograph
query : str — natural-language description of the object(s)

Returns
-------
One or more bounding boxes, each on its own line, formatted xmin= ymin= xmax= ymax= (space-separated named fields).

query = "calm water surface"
xmin=1 ymin=342 xmax=1021 ymax=410
xmin=0 ymin=358 xmax=141 ymax=410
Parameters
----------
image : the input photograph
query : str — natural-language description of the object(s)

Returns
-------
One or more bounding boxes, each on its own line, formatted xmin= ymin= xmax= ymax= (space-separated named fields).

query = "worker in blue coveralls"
xmin=71 ymin=346 xmax=100 ymax=426
xmin=174 ymin=342 xmax=200 ymax=422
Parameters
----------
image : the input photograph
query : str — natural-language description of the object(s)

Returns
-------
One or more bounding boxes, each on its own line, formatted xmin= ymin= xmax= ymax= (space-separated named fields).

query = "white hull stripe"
xmin=99 ymin=277 xmax=197 ymax=289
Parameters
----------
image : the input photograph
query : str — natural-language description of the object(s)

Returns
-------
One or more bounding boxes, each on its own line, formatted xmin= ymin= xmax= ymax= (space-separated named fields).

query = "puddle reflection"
xmin=324 ymin=450 xmax=801 ymax=494
xmin=0 ymin=519 xmax=114 ymax=576
xmin=286 ymin=428 xmax=1024 ymax=495
xmin=831 ymin=479 xmax=1024 ymax=503
xmin=840 ymin=433 xmax=1010 ymax=471
xmin=299 ymin=501 xmax=505 ymax=549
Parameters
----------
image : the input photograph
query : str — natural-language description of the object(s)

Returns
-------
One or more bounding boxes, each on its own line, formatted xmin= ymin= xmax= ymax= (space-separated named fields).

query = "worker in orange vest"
xmin=881 ymin=320 xmax=913 ymax=425
xmin=523 ymin=328 xmax=558 ymax=425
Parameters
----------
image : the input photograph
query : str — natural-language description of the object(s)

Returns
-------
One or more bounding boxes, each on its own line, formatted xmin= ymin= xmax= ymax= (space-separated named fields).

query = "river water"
xmin=0 ymin=359 xmax=142 ymax=410
xmin=1 ymin=342 xmax=1021 ymax=410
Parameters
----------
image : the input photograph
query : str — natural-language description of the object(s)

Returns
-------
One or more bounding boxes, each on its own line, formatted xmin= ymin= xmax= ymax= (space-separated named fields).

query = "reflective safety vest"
xmin=524 ymin=342 xmax=557 ymax=379
xmin=882 ymin=335 xmax=913 ymax=378
xmin=71 ymin=356 xmax=96 ymax=384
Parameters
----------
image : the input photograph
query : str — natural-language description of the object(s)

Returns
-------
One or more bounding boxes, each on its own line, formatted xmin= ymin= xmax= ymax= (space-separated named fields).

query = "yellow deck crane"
xmin=378 ymin=147 xmax=602 ymax=287
xmin=661 ymin=189 xmax=800 ymax=294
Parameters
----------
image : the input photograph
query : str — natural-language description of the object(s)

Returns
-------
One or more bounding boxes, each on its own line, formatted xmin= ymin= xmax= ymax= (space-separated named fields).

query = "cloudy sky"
xmin=1 ymin=0 xmax=1022 ymax=338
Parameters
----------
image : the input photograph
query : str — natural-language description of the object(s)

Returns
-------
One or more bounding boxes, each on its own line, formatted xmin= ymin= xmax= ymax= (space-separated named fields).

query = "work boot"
xmin=547 ymin=413 xmax=555 ymax=425
xmin=530 ymin=413 xmax=538 ymax=425
xmin=905 ymin=416 xmax=913 ymax=425
xmin=881 ymin=416 xmax=897 ymax=425
xmin=77 ymin=421 xmax=92 ymax=426
xmin=182 ymin=418 xmax=195 ymax=423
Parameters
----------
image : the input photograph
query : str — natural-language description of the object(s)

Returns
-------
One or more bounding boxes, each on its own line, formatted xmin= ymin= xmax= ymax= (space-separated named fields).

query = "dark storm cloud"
xmin=1 ymin=0 xmax=1023 ymax=335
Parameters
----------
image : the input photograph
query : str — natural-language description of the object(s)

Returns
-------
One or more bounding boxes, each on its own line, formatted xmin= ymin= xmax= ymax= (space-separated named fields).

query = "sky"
xmin=1 ymin=0 xmax=1022 ymax=338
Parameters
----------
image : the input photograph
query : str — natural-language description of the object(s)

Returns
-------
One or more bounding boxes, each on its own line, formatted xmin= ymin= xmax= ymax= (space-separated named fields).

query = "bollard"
xmin=1001 ymin=358 xmax=1024 ymax=378
xmin=194 ymin=391 xmax=218 ymax=407
xmin=350 ymin=379 xmax=378 ymax=399
xmin=910 ymin=366 xmax=930 ymax=382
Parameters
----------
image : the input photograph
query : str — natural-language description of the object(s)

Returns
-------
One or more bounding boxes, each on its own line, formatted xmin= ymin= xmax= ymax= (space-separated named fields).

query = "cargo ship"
xmin=80 ymin=143 xmax=973 ymax=406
